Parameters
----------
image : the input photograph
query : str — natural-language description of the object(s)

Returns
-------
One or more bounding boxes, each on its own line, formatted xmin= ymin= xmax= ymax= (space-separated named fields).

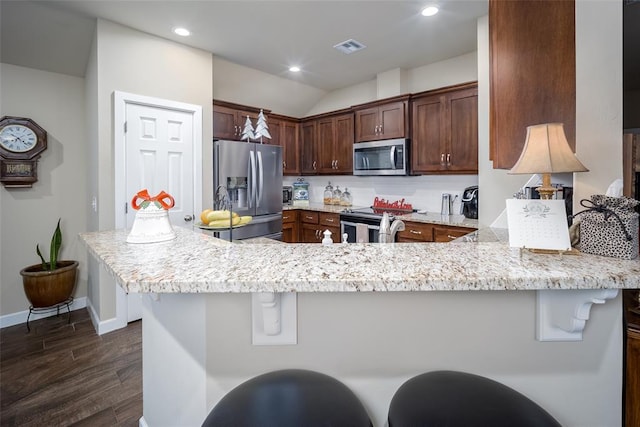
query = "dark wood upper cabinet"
xmin=316 ymin=113 xmax=354 ymax=174
xmin=353 ymin=96 xmax=409 ymax=143
xmin=268 ymin=115 xmax=300 ymax=175
xmin=213 ymin=101 xmax=264 ymax=141
xmin=301 ymin=111 xmax=353 ymax=175
xmin=489 ymin=0 xmax=576 ymax=169
xmin=411 ymin=83 xmax=478 ymax=174
xmin=301 ymin=119 xmax=317 ymax=174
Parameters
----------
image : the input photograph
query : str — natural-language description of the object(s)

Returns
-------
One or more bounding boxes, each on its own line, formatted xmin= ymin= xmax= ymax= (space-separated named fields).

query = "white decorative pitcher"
xmin=126 ymin=189 xmax=177 ymax=244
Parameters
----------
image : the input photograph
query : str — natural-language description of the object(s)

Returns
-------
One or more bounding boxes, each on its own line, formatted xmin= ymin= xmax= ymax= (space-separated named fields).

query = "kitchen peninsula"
xmin=81 ymin=228 xmax=640 ymax=427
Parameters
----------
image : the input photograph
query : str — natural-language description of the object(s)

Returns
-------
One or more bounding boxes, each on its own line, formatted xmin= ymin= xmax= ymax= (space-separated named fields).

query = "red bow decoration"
xmin=131 ymin=189 xmax=175 ymax=210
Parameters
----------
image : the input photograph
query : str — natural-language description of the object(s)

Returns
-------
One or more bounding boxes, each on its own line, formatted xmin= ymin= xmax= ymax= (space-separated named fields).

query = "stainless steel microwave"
xmin=353 ymin=138 xmax=409 ymax=176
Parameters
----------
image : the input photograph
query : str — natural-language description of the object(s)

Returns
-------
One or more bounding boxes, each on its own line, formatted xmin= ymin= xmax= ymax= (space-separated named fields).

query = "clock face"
xmin=0 ymin=124 xmax=38 ymax=153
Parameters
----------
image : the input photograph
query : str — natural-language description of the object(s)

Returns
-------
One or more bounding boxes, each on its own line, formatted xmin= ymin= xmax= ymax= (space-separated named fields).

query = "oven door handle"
xmin=340 ymin=220 xmax=380 ymax=230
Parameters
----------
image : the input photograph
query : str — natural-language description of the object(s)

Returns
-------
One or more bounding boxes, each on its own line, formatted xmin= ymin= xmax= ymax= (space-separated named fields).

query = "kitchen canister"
xmin=292 ymin=178 xmax=310 ymax=206
xmin=127 ymin=189 xmax=177 ymax=243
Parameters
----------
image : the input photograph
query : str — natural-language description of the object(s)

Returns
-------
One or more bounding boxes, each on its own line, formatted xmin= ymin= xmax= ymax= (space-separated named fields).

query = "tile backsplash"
xmin=284 ymin=175 xmax=479 ymax=214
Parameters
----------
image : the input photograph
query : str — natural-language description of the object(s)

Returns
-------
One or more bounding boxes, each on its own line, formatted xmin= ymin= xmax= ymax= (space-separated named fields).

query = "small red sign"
xmin=372 ymin=197 xmax=413 ymax=211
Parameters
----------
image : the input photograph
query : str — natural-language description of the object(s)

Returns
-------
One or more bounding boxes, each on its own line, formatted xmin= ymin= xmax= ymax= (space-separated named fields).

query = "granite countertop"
xmin=284 ymin=203 xmax=479 ymax=229
xmin=80 ymin=227 xmax=640 ymax=294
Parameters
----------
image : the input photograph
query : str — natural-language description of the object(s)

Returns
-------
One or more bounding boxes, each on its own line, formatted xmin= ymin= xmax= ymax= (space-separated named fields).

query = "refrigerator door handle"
xmin=249 ymin=150 xmax=256 ymax=208
xmin=257 ymin=150 xmax=264 ymax=207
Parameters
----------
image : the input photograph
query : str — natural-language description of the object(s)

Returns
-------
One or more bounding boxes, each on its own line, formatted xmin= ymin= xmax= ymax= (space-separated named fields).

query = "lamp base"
xmin=536 ymin=173 xmax=557 ymax=200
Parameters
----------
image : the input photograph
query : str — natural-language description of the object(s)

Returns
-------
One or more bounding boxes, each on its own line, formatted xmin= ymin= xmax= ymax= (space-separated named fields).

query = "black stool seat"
xmin=202 ymin=369 xmax=372 ymax=427
xmin=388 ymin=370 xmax=561 ymax=427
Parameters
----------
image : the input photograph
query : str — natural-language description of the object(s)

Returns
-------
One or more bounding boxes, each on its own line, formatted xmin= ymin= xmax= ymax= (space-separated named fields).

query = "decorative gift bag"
xmin=573 ymin=195 xmax=639 ymax=259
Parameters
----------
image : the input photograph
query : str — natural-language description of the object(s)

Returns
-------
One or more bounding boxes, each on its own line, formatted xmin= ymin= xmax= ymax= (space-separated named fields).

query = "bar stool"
xmin=202 ymin=369 xmax=372 ymax=427
xmin=388 ymin=370 xmax=561 ymax=427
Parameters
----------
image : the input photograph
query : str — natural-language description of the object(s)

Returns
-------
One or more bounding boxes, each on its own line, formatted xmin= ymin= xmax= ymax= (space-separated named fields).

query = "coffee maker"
xmin=461 ymin=186 xmax=478 ymax=219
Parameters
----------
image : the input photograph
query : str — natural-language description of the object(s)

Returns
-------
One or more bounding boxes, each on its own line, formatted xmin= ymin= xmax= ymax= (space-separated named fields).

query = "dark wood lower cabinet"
xmin=624 ymin=290 xmax=640 ymax=427
xmin=301 ymin=213 xmax=339 ymax=243
xmin=282 ymin=210 xmax=299 ymax=243
xmin=433 ymin=225 xmax=477 ymax=242
xmin=397 ymin=221 xmax=476 ymax=243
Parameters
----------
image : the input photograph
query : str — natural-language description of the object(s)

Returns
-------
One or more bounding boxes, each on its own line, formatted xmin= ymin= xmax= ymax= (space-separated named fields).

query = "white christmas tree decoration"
xmin=240 ymin=116 xmax=255 ymax=142
xmin=254 ymin=109 xmax=271 ymax=143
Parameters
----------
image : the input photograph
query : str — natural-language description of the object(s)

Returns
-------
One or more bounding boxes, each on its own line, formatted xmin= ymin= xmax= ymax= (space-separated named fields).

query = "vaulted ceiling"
xmin=0 ymin=1 xmax=488 ymax=91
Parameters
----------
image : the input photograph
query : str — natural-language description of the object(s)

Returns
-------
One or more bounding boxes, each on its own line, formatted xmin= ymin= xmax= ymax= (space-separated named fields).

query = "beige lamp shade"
xmin=510 ymin=123 xmax=588 ymax=199
xmin=510 ymin=123 xmax=588 ymax=174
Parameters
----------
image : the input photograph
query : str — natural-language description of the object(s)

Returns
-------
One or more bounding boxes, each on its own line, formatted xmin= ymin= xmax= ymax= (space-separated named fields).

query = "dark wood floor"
xmin=0 ymin=309 xmax=142 ymax=426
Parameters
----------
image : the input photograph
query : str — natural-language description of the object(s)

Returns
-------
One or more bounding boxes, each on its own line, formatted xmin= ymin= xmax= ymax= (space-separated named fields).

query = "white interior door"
xmin=125 ymin=103 xmax=195 ymax=229
xmin=115 ymin=92 xmax=202 ymax=324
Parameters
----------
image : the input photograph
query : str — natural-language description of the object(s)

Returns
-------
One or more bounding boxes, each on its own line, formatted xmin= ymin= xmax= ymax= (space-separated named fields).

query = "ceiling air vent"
xmin=333 ymin=39 xmax=366 ymax=55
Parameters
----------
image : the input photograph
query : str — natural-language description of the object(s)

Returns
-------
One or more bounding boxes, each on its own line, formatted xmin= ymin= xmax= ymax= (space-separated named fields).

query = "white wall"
xmin=307 ymin=52 xmax=478 ymax=117
xmin=213 ymin=56 xmax=326 ymax=117
xmin=86 ymin=19 xmax=213 ymax=323
xmin=0 ymin=63 xmax=87 ymax=319
xmin=205 ymin=291 xmax=623 ymax=427
xmin=573 ymin=1 xmax=623 ymax=203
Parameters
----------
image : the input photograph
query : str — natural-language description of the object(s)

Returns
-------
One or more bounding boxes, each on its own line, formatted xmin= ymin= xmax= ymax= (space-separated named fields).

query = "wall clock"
xmin=0 ymin=116 xmax=47 ymax=188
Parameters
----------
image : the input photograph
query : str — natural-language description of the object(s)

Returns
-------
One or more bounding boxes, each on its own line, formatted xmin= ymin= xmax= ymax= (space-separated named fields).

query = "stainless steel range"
xmin=340 ymin=207 xmax=402 ymax=243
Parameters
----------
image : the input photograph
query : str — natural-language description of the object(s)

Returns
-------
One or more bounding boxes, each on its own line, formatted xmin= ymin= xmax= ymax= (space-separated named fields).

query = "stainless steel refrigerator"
xmin=213 ymin=140 xmax=283 ymax=240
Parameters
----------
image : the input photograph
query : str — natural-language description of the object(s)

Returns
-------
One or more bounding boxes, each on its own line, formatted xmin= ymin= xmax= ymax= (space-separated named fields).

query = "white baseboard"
xmin=139 ymin=416 xmax=149 ymax=427
xmin=86 ymin=296 xmax=127 ymax=336
xmin=0 ymin=297 xmax=87 ymax=329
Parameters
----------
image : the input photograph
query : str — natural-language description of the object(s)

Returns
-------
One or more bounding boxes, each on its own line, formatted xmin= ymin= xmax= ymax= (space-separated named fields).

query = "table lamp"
xmin=509 ymin=123 xmax=589 ymax=199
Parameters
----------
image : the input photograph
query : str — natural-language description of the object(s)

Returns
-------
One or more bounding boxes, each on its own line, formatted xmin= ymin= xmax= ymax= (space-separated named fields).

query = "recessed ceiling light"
xmin=173 ymin=27 xmax=191 ymax=37
xmin=421 ymin=6 xmax=439 ymax=16
xmin=289 ymin=66 xmax=301 ymax=73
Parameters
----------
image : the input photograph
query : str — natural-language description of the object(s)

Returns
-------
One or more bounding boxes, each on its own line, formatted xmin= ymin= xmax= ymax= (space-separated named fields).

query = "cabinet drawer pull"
xmin=440 ymin=153 xmax=445 ymax=166
xmin=313 ymin=161 xmax=317 ymax=170
xmin=283 ymin=215 xmax=289 ymax=220
xmin=326 ymin=218 xmax=334 ymax=222
xmin=446 ymin=153 xmax=451 ymax=166
xmin=409 ymin=230 xmax=422 ymax=235
xmin=306 ymin=216 xmax=314 ymax=220
xmin=447 ymin=235 xmax=457 ymax=240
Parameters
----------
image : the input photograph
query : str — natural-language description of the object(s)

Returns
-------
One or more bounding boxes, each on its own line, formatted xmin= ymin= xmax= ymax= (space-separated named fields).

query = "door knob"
xmin=184 ymin=215 xmax=194 ymax=222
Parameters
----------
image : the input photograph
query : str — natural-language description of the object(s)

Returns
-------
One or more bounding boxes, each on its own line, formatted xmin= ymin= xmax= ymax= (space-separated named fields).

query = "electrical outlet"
xmin=91 ymin=196 xmax=98 ymax=212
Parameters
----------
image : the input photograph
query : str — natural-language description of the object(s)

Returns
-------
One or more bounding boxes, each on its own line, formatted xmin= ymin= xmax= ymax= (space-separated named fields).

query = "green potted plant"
xmin=20 ymin=219 xmax=78 ymax=308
